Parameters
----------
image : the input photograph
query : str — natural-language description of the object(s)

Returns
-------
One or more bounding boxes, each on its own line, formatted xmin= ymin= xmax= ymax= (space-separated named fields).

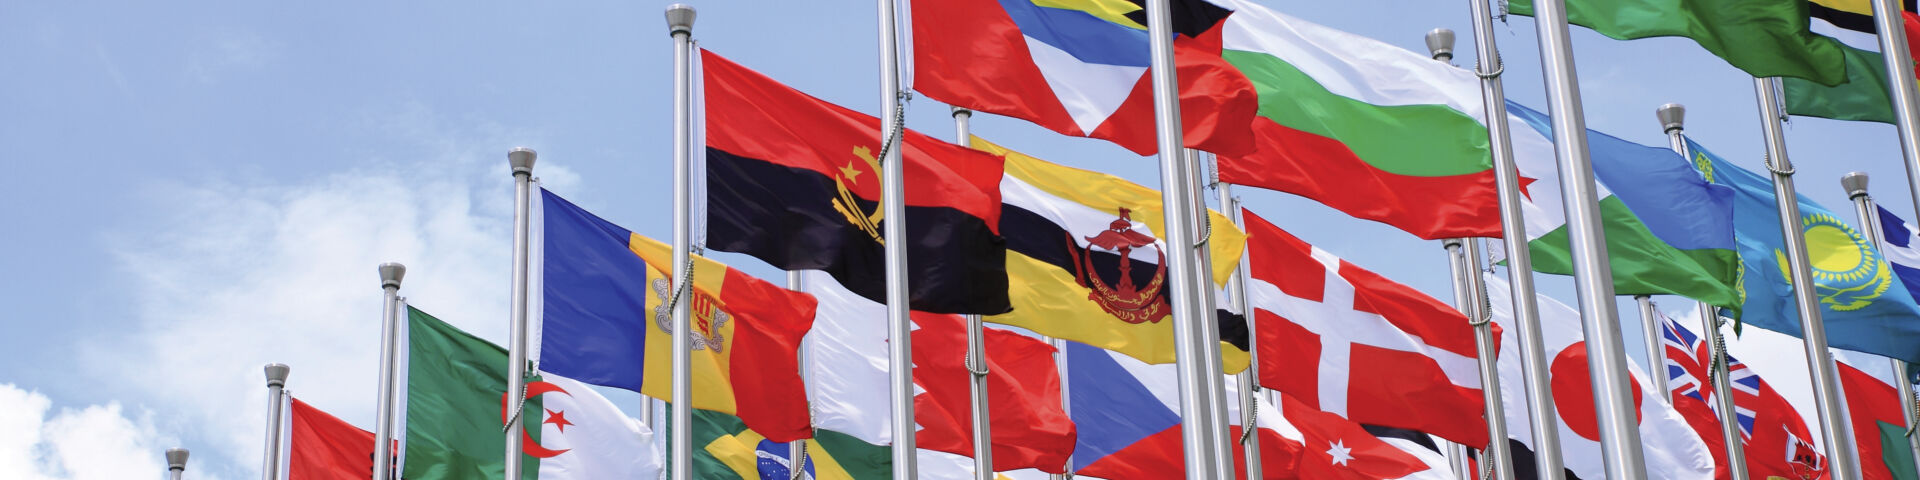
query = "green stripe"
xmin=1880 ymin=420 xmax=1920 ymax=480
xmin=402 ymin=307 xmax=541 ymax=480
xmin=1508 ymin=0 xmax=1847 ymax=85
xmin=1220 ymin=49 xmax=1491 ymax=177
xmin=812 ymin=429 xmax=891 ymax=480
xmin=1785 ymin=43 xmax=1896 ymax=123
xmin=1529 ymin=197 xmax=1743 ymax=308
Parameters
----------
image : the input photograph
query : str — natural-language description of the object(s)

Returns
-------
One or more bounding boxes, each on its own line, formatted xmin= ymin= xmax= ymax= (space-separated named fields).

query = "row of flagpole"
xmin=1844 ymin=172 xmax=1920 ymax=465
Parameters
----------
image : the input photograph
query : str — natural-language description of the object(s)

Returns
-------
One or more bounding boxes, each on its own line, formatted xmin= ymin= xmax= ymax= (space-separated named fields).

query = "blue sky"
xmin=1 ymin=0 xmax=1913 ymax=478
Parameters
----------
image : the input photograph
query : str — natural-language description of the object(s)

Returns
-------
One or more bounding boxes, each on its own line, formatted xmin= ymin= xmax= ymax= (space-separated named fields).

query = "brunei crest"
xmin=1774 ymin=212 xmax=1891 ymax=311
xmin=1067 ymin=208 xmax=1171 ymax=324
xmin=832 ymin=145 xmax=885 ymax=245
xmin=651 ymin=278 xmax=729 ymax=351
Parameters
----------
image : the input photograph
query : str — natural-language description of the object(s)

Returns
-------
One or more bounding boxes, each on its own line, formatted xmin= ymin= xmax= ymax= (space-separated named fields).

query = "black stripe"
xmin=1216 ymin=309 xmax=1249 ymax=351
xmin=706 ymin=147 xmax=1011 ymax=315
xmin=1121 ymin=0 xmax=1232 ymax=38
xmin=1506 ymin=438 xmax=1584 ymax=480
xmin=1362 ymin=424 xmax=1441 ymax=453
xmin=1811 ymin=1 xmax=1917 ymax=35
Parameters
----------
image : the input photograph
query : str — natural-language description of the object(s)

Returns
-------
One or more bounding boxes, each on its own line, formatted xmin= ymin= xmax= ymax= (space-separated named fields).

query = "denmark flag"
xmin=1241 ymin=209 xmax=1493 ymax=446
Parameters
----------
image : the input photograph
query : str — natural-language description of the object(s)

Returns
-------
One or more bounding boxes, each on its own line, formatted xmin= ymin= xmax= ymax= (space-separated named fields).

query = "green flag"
xmin=1782 ymin=2 xmax=1913 ymax=123
xmin=400 ymin=306 xmax=541 ymax=480
xmin=668 ymin=407 xmax=891 ymax=480
xmin=1509 ymin=0 xmax=1849 ymax=85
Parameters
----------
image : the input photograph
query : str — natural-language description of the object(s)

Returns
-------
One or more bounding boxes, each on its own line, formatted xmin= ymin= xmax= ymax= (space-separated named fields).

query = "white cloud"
xmin=81 ymin=102 xmax=572 ymax=476
xmin=0 ymin=383 xmax=169 ymax=480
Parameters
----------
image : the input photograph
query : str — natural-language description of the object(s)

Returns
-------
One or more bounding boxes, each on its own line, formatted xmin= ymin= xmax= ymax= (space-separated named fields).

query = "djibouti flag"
xmin=1691 ymin=138 xmax=1920 ymax=363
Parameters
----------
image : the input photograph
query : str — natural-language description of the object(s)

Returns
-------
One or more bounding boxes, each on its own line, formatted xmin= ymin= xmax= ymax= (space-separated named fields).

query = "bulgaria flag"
xmin=1484 ymin=274 xmax=1719 ymax=479
xmin=1503 ymin=101 xmax=1742 ymax=309
xmin=1207 ymin=0 xmax=1500 ymax=240
xmin=1240 ymin=208 xmax=1492 ymax=447
xmin=397 ymin=307 xmax=658 ymax=480
xmin=537 ymin=188 xmax=817 ymax=441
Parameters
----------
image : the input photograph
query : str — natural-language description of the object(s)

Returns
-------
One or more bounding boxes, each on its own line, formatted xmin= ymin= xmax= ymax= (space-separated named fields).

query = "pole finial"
xmin=1843 ymin=171 xmax=1871 ymax=199
xmin=1656 ymin=103 xmax=1686 ymax=134
xmin=950 ymin=106 xmax=971 ymax=117
xmin=508 ymin=147 xmax=537 ymax=176
xmin=666 ymin=4 xmax=696 ymax=36
xmin=264 ymin=363 xmax=290 ymax=387
xmin=378 ymin=262 xmax=406 ymax=290
xmin=165 ymin=448 xmax=189 ymax=471
xmin=1425 ymin=28 xmax=1456 ymax=61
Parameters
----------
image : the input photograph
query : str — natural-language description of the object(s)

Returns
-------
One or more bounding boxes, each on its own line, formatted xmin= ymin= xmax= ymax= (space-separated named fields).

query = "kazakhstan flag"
xmin=1690 ymin=138 xmax=1920 ymax=363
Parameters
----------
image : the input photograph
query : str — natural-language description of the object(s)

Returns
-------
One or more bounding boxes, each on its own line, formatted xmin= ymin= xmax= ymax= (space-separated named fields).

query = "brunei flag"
xmin=537 ymin=188 xmax=817 ymax=442
xmin=976 ymin=137 xmax=1251 ymax=369
xmin=702 ymin=50 xmax=1011 ymax=315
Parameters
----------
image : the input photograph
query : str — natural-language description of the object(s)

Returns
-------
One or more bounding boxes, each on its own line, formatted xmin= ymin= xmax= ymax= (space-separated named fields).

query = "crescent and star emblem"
xmin=500 ymin=380 xmax=574 ymax=459
xmin=1067 ymin=207 xmax=1171 ymax=324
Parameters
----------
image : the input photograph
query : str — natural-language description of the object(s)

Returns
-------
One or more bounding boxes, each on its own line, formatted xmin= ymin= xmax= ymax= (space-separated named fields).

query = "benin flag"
xmin=976 ymin=137 xmax=1250 ymax=369
xmin=701 ymin=49 xmax=1010 ymax=315
xmin=538 ymin=188 xmax=817 ymax=442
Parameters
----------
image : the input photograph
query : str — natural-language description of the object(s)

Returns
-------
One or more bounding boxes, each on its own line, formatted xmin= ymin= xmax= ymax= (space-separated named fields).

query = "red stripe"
xmin=702 ymin=51 xmax=1004 ymax=230
xmin=287 ymin=398 xmax=379 ymax=480
xmin=720 ymin=267 xmax=818 ymax=443
xmin=1222 ymin=120 xmax=1501 ymax=240
xmin=1840 ymin=362 xmax=1908 ymax=480
xmin=912 ymin=314 xmax=1076 ymax=473
xmin=1078 ymin=423 xmax=1303 ymax=479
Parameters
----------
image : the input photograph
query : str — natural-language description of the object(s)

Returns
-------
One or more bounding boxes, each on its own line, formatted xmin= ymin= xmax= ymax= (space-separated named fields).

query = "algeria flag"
xmin=397 ymin=306 xmax=658 ymax=479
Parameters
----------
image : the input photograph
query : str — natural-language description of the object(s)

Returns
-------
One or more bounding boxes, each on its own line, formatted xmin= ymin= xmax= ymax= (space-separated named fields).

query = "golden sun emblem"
xmin=833 ymin=146 xmax=885 ymax=245
xmin=1774 ymin=212 xmax=1890 ymax=311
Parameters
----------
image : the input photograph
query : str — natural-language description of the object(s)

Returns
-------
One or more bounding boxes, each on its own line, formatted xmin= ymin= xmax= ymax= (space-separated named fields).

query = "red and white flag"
xmin=1240 ymin=209 xmax=1492 ymax=446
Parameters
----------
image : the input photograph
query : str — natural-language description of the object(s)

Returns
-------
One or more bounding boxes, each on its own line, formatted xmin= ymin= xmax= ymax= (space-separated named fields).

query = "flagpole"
xmin=261 ymin=363 xmax=290 ymax=480
xmin=1142 ymin=0 xmax=1221 ymax=477
xmin=1528 ymin=1 xmax=1648 ymax=476
xmin=785 ymin=269 xmax=811 ymax=478
xmin=1185 ymin=148 xmax=1234 ymax=480
xmin=1840 ymin=172 xmax=1920 ymax=469
xmin=874 ymin=1 xmax=920 ymax=478
xmin=167 ymin=447 xmax=189 ymax=480
xmin=1657 ymin=103 xmax=1753 ymax=480
xmin=1751 ymin=75 xmax=1864 ymax=480
xmin=1441 ymin=237 xmax=1516 ymax=480
xmin=1052 ymin=337 xmax=1073 ymax=480
xmin=666 ymin=5 xmax=699 ymax=480
xmin=1214 ymin=180 xmax=1261 ymax=480
xmin=1634 ymin=295 xmax=1672 ymax=402
xmin=375 ymin=262 xmax=405 ymax=480
xmin=945 ymin=106 xmax=996 ymax=480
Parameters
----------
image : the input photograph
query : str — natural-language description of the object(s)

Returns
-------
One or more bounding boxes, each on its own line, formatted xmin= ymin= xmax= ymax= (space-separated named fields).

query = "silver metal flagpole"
xmin=1841 ymin=172 xmax=1920 ymax=469
xmin=1215 ymin=180 xmax=1261 ymax=480
xmin=1657 ymin=103 xmax=1752 ymax=480
xmin=1441 ymin=237 xmax=1516 ymax=480
xmin=167 ymin=447 xmax=189 ymax=480
xmin=666 ymin=5 xmax=699 ymax=480
xmin=1864 ymin=0 xmax=1920 ymax=469
xmin=375 ymin=262 xmax=405 ymax=480
xmin=951 ymin=106 xmax=996 ymax=480
xmin=1751 ymin=75 xmax=1863 ymax=480
xmin=1142 ymin=0 xmax=1220 ymax=477
xmin=1053 ymin=337 xmax=1073 ymax=480
xmin=261 ymin=363 xmax=290 ymax=480
xmin=1635 ymin=295 xmax=1672 ymax=402
xmin=1438 ymin=17 xmax=1567 ymax=477
xmin=1184 ymin=148 xmax=1233 ymax=480
xmin=875 ymin=1 xmax=918 ymax=477
xmin=1527 ymin=1 xmax=1648 ymax=477
xmin=787 ymin=269 xmax=811 ymax=478
xmin=505 ymin=147 xmax=538 ymax=480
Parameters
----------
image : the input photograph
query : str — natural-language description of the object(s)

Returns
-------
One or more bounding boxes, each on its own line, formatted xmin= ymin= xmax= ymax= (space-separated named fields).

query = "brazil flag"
xmin=673 ymin=408 xmax=889 ymax=480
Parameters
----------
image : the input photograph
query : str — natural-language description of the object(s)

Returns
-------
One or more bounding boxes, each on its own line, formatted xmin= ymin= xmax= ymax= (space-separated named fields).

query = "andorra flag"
xmin=536 ymin=188 xmax=817 ymax=442
xmin=975 ymin=137 xmax=1249 ymax=369
xmin=702 ymin=49 xmax=1011 ymax=315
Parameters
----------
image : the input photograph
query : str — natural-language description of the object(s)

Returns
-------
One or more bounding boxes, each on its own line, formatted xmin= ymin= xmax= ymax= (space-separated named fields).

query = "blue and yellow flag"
xmin=1691 ymin=138 xmax=1920 ymax=363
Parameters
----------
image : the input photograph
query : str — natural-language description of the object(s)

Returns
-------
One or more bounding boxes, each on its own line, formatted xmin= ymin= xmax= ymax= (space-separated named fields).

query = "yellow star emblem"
xmin=839 ymin=160 xmax=865 ymax=184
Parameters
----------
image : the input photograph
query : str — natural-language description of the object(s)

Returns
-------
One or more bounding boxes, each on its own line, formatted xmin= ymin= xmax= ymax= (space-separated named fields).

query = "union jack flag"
xmin=1661 ymin=316 xmax=1758 ymax=438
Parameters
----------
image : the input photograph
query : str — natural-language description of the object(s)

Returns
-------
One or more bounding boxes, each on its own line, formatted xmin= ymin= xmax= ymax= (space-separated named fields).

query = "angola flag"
xmin=975 ymin=137 xmax=1250 ymax=369
xmin=702 ymin=49 xmax=1010 ymax=315
xmin=538 ymin=188 xmax=817 ymax=442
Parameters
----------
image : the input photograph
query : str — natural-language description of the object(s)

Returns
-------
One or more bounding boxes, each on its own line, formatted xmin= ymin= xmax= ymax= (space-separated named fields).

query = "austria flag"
xmin=1240 ymin=208 xmax=1492 ymax=447
xmin=910 ymin=0 xmax=1258 ymax=156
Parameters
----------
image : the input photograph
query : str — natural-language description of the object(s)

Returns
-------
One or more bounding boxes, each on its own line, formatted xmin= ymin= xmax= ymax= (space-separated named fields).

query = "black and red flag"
xmin=701 ymin=50 xmax=1011 ymax=315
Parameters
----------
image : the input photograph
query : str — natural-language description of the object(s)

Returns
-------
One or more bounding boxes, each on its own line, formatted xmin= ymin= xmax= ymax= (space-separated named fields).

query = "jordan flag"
xmin=702 ymin=49 xmax=1009 ymax=315
xmin=1241 ymin=208 xmax=1491 ymax=447
xmin=1484 ymin=273 xmax=1718 ymax=479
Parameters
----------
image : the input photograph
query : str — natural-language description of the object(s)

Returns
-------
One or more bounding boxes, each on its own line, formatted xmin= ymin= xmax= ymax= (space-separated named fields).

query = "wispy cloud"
xmin=0 ymin=383 xmax=174 ymax=480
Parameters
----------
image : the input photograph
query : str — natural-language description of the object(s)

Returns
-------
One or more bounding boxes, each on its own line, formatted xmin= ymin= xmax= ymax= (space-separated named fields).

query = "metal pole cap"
xmin=1656 ymin=103 xmax=1686 ymax=134
xmin=508 ymin=147 xmax=537 ymax=176
xmin=264 ymin=363 xmax=290 ymax=387
xmin=1425 ymin=28 xmax=1455 ymax=61
xmin=666 ymin=4 xmax=696 ymax=36
xmin=378 ymin=262 xmax=405 ymax=290
xmin=950 ymin=106 xmax=971 ymax=117
xmin=165 ymin=448 xmax=189 ymax=470
xmin=1843 ymin=171 xmax=1871 ymax=198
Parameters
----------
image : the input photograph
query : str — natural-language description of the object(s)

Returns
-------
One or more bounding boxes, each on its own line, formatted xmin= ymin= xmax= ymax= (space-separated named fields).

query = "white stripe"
xmin=1001 ymin=173 xmax=1166 ymax=264
xmin=1883 ymin=216 xmax=1920 ymax=270
xmin=801 ymin=270 xmax=895 ymax=445
xmin=1812 ymin=17 xmax=1882 ymax=52
xmin=1215 ymin=0 xmax=1483 ymax=120
xmin=1107 ymin=347 xmax=1186 ymax=414
xmin=1021 ymin=35 xmax=1147 ymax=135
xmin=1244 ymin=274 xmax=1485 ymax=408
xmin=535 ymin=374 xmax=661 ymax=479
xmin=1380 ymin=437 xmax=1453 ymax=480
xmin=1506 ymin=108 xmax=1620 ymax=242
